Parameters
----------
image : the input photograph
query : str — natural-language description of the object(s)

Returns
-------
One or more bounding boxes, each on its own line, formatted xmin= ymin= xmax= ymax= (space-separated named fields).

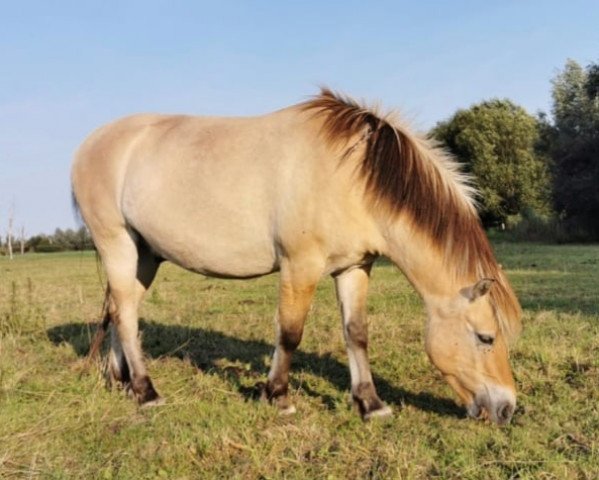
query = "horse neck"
xmin=381 ymin=218 xmax=469 ymax=302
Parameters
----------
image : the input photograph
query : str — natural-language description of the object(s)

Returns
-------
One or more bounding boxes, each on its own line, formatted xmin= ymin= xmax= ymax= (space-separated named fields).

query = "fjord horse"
xmin=72 ymin=89 xmax=521 ymax=424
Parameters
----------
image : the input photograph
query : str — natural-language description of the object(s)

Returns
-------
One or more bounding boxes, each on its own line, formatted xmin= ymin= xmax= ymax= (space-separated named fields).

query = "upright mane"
xmin=301 ymin=88 xmax=521 ymax=340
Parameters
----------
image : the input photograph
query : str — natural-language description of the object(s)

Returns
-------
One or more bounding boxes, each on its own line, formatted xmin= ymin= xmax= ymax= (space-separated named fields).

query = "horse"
xmin=71 ymin=88 xmax=522 ymax=425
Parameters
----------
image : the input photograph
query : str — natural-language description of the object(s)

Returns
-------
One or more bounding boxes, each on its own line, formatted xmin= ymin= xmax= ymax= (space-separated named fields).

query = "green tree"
xmin=52 ymin=227 xmax=94 ymax=251
xmin=433 ymin=99 xmax=551 ymax=226
xmin=546 ymin=59 xmax=599 ymax=238
xmin=25 ymin=227 xmax=93 ymax=252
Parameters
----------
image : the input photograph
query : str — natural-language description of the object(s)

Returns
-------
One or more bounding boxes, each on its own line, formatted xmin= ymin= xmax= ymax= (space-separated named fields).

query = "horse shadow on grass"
xmin=47 ymin=319 xmax=464 ymax=419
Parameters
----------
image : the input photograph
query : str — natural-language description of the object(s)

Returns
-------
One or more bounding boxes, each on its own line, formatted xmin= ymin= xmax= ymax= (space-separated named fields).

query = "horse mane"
xmin=301 ymin=88 xmax=521 ymax=340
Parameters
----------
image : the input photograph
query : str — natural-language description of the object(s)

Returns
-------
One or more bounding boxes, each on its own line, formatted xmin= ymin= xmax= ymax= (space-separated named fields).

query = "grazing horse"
xmin=72 ymin=89 xmax=521 ymax=425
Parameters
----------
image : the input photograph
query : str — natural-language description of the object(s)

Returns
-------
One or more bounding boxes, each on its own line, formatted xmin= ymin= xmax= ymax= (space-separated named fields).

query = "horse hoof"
xmin=363 ymin=404 xmax=393 ymax=421
xmin=141 ymin=396 xmax=166 ymax=408
xmin=278 ymin=404 xmax=297 ymax=416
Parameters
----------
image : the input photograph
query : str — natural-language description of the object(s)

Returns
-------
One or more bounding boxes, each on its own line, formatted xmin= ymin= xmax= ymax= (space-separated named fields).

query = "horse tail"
xmin=75 ymin=187 xmax=110 ymax=361
xmin=87 ymin=285 xmax=111 ymax=361
xmin=71 ymin=189 xmax=83 ymax=225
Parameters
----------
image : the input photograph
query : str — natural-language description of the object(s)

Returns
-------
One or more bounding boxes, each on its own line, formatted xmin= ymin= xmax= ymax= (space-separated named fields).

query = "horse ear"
xmin=462 ymin=278 xmax=495 ymax=302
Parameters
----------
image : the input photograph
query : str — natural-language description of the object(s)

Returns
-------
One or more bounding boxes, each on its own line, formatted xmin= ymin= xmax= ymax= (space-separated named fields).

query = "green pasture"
xmin=1 ymin=243 xmax=598 ymax=479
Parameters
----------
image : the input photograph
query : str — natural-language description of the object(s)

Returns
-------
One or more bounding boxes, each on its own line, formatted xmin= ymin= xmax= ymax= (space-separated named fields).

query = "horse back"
xmin=72 ymin=108 xmax=383 ymax=278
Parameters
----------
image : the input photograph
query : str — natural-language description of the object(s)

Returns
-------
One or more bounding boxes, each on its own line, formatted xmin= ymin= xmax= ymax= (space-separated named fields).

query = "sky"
xmin=1 ymin=1 xmax=598 ymax=235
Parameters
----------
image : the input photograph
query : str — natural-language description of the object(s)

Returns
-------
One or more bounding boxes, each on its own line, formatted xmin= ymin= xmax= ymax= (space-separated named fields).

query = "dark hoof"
xmin=131 ymin=375 xmax=161 ymax=405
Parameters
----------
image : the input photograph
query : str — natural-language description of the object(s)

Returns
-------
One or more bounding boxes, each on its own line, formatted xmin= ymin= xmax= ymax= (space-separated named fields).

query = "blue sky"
xmin=1 ymin=1 xmax=597 ymax=235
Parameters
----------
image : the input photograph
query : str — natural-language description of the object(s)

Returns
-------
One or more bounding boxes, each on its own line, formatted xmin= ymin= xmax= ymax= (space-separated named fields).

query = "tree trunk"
xmin=7 ymin=209 xmax=13 ymax=260
xmin=19 ymin=226 xmax=25 ymax=255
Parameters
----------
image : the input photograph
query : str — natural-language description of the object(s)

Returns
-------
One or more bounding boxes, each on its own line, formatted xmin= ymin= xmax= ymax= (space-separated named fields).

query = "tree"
xmin=49 ymin=227 xmax=94 ymax=251
xmin=23 ymin=227 xmax=93 ymax=253
xmin=546 ymin=59 xmax=599 ymax=238
xmin=433 ymin=99 xmax=551 ymax=226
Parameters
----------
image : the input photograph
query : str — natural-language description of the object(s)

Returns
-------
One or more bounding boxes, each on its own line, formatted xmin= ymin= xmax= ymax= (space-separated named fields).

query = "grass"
xmin=1 ymin=244 xmax=598 ymax=479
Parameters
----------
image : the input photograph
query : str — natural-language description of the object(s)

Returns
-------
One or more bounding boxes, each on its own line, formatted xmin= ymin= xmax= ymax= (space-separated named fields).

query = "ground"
xmin=0 ymin=243 xmax=598 ymax=479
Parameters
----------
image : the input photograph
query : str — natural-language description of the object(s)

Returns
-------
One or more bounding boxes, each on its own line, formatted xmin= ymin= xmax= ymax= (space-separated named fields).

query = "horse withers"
xmin=72 ymin=89 xmax=521 ymax=425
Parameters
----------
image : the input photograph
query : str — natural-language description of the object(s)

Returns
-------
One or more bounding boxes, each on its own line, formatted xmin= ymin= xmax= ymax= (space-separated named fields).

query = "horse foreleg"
xmin=264 ymin=259 xmax=320 ymax=414
xmin=335 ymin=264 xmax=392 ymax=420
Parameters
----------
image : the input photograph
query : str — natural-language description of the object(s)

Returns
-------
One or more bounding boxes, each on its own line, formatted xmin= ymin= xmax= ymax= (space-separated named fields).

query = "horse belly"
xmin=126 ymin=199 xmax=277 ymax=278
xmin=159 ymin=234 xmax=278 ymax=279
xmin=123 ymin=179 xmax=279 ymax=279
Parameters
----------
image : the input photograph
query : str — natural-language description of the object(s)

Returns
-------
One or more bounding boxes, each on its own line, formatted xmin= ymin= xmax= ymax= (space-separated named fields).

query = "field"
xmin=1 ymin=243 xmax=598 ymax=479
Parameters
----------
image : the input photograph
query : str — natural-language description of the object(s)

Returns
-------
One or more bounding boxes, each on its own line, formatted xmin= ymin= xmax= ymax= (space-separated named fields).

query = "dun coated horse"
xmin=72 ymin=89 xmax=521 ymax=425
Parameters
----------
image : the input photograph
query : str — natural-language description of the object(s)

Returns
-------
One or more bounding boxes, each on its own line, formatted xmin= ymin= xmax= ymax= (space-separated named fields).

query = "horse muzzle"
xmin=467 ymin=385 xmax=516 ymax=426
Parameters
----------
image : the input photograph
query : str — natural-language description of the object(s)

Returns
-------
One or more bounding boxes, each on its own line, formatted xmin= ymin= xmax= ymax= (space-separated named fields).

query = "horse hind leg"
xmin=334 ymin=265 xmax=392 ymax=420
xmin=98 ymin=229 xmax=162 ymax=405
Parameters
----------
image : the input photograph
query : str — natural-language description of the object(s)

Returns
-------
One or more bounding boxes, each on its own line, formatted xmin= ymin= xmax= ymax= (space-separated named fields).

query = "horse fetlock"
xmin=263 ymin=378 xmax=287 ymax=399
xmin=261 ymin=379 xmax=296 ymax=414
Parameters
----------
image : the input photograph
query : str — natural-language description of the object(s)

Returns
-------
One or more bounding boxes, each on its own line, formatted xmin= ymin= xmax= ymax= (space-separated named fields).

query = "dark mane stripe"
xmin=301 ymin=88 xmax=521 ymax=340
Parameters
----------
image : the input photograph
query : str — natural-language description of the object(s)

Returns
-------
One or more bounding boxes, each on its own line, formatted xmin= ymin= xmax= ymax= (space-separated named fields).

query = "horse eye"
xmin=476 ymin=333 xmax=495 ymax=346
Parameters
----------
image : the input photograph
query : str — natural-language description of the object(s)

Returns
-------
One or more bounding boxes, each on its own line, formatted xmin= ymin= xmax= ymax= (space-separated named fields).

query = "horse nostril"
xmin=497 ymin=403 xmax=514 ymax=424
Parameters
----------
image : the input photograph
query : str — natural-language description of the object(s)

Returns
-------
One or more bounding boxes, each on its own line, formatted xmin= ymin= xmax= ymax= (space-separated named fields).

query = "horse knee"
xmin=345 ymin=319 xmax=368 ymax=350
xmin=279 ymin=325 xmax=303 ymax=351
